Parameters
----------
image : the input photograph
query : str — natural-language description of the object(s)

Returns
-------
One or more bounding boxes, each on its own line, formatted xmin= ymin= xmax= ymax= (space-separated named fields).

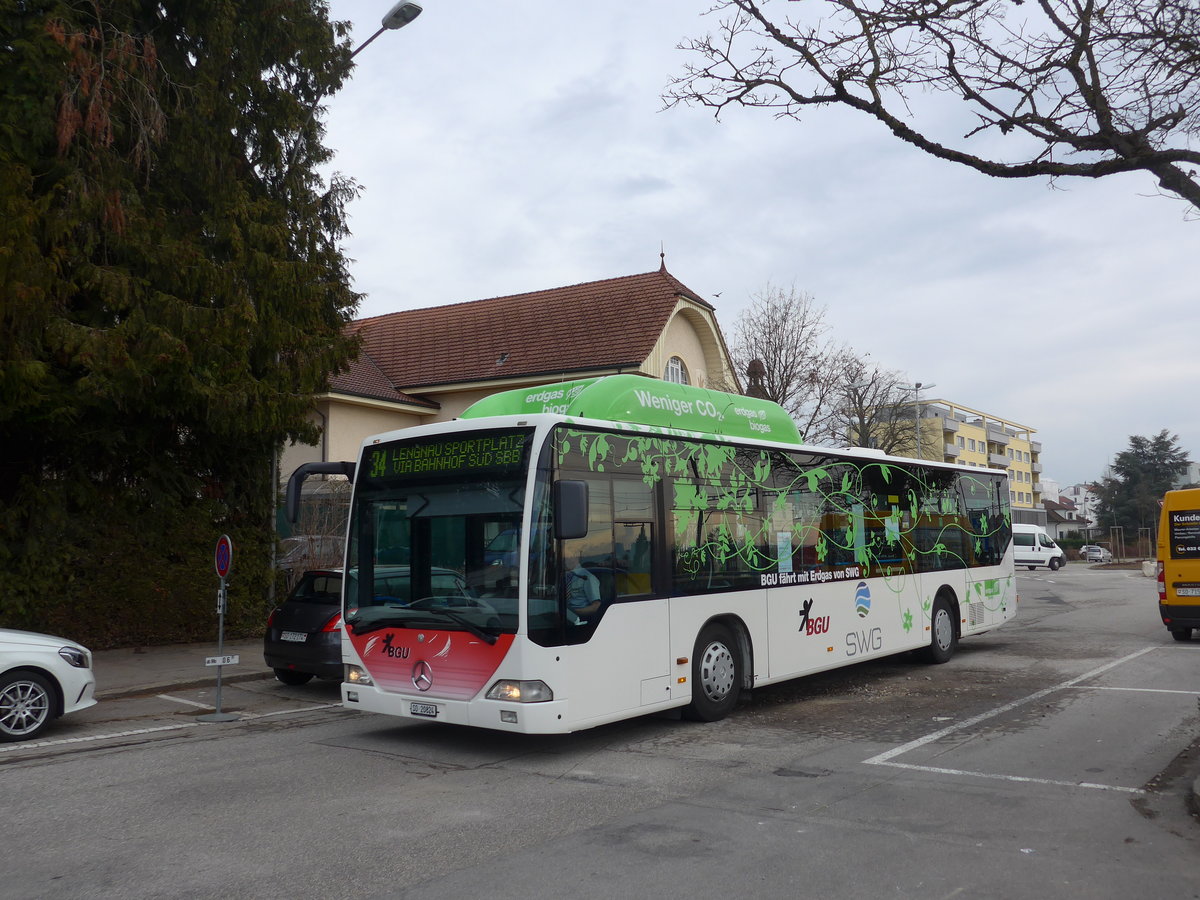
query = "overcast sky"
xmin=319 ymin=0 xmax=1198 ymax=488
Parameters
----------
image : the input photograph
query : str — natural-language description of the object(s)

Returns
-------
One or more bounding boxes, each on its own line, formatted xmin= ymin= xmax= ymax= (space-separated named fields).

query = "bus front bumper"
xmin=341 ymin=683 xmax=573 ymax=733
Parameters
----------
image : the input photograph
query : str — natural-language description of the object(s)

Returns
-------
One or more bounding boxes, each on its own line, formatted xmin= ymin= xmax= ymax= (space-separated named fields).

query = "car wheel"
xmin=0 ymin=670 xmax=56 ymax=742
xmin=274 ymin=668 xmax=315 ymax=686
xmin=682 ymin=623 xmax=742 ymax=722
xmin=1170 ymin=628 xmax=1193 ymax=642
xmin=920 ymin=596 xmax=958 ymax=664
xmin=1027 ymin=566 xmax=1036 ymax=571
xmin=1049 ymin=558 xmax=1060 ymax=571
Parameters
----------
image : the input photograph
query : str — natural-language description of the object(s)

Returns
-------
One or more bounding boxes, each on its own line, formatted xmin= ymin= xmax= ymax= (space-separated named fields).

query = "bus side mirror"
xmin=554 ymin=480 xmax=589 ymax=540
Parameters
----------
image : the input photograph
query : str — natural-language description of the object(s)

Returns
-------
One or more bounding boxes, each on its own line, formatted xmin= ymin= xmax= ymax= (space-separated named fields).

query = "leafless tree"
xmin=729 ymin=283 xmax=853 ymax=444
xmin=835 ymin=355 xmax=917 ymax=454
xmin=666 ymin=0 xmax=1200 ymax=212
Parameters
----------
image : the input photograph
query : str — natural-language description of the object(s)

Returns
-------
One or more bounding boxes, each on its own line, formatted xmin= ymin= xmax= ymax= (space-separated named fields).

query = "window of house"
xmin=957 ymin=436 xmax=965 ymax=448
xmin=664 ymin=356 xmax=690 ymax=385
xmin=968 ymin=439 xmax=976 ymax=452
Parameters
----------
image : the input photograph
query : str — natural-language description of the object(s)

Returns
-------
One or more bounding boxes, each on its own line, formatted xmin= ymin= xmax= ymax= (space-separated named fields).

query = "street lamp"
xmin=272 ymin=0 xmax=424 ymax=602
xmin=352 ymin=1 xmax=423 ymax=60
xmin=284 ymin=1 xmax=423 ymax=175
xmin=899 ymin=381 xmax=936 ymax=459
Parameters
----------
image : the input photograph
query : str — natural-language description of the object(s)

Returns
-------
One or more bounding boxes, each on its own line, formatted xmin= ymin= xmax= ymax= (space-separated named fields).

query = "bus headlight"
xmin=345 ymin=664 xmax=373 ymax=686
xmin=486 ymin=680 xmax=553 ymax=703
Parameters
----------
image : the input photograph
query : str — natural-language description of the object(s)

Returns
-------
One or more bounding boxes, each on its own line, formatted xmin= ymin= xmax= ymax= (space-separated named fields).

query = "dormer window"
xmin=664 ymin=356 xmax=690 ymax=385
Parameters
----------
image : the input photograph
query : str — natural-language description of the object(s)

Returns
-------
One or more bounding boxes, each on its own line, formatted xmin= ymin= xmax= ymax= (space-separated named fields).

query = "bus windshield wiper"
xmin=404 ymin=609 xmax=499 ymax=645
xmin=346 ymin=608 xmax=498 ymax=644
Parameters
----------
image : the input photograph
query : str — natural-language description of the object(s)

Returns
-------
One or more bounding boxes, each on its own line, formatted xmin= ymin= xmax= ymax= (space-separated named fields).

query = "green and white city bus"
xmin=288 ymin=375 xmax=1016 ymax=733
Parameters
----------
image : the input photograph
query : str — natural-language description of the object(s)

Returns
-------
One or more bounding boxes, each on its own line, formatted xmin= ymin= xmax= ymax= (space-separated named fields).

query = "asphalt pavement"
xmin=88 ymin=633 xmax=1200 ymax=822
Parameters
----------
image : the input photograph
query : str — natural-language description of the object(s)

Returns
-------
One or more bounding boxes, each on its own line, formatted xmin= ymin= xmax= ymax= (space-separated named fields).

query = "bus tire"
xmin=1170 ymin=627 xmax=1192 ymax=642
xmin=921 ymin=596 xmax=957 ymax=664
xmin=683 ymin=623 xmax=741 ymax=722
xmin=1048 ymin=558 xmax=1060 ymax=571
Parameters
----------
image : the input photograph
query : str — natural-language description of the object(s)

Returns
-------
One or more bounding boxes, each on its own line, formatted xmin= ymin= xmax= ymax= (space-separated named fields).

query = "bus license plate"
xmin=1175 ymin=586 xmax=1200 ymax=597
xmin=410 ymin=702 xmax=439 ymax=718
xmin=281 ymin=631 xmax=307 ymax=642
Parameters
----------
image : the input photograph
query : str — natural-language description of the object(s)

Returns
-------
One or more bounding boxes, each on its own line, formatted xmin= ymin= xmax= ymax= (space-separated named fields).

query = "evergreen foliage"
xmin=0 ymin=1 xmax=362 ymax=646
xmin=1095 ymin=431 xmax=1192 ymax=537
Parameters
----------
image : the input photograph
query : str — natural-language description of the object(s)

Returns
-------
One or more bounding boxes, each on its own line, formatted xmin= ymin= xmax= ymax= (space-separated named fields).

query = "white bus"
xmin=287 ymin=375 xmax=1016 ymax=733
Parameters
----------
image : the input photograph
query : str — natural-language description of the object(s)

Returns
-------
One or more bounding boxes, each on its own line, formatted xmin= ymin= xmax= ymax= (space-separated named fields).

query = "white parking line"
xmin=157 ymin=693 xmax=214 ymax=710
xmin=0 ymin=723 xmax=196 ymax=752
xmin=863 ymin=646 xmax=1159 ymax=793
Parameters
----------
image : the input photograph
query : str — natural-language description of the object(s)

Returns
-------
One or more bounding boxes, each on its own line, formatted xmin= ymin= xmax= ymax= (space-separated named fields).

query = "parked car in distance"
xmin=0 ymin=629 xmax=97 ymax=742
xmin=1083 ymin=545 xmax=1113 ymax=563
xmin=264 ymin=566 xmax=477 ymax=685
xmin=264 ymin=569 xmax=345 ymax=685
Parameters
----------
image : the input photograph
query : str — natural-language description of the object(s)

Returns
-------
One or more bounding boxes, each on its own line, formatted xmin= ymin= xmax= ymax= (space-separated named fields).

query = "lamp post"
xmin=284 ymin=1 xmax=423 ymax=174
xmin=271 ymin=0 xmax=424 ymax=604
xmin=899 ymin=381 xmax=936 ymax=459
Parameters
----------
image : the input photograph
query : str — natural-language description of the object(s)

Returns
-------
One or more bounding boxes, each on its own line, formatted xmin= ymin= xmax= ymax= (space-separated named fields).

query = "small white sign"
xmin=205 ymin=655 xmax=240 ymax=667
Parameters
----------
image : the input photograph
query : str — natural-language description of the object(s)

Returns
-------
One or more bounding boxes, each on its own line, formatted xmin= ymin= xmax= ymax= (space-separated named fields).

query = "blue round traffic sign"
xmin=214 ymin=534 xmax=233 ymax=578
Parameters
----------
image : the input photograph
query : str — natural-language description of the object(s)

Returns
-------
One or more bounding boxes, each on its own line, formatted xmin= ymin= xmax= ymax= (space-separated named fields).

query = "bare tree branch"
xmin=666 ymin=0 xmax=1200 ymax=211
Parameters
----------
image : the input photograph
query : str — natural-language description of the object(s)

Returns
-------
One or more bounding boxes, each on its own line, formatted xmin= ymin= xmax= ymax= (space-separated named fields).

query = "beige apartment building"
xmin=914 ymin=400 xmax=1045 ymax=524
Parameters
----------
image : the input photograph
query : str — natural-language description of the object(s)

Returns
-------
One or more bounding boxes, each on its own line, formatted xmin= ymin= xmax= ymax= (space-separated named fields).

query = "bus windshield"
xmin=344 ymin=429 xmax=533 ymax=639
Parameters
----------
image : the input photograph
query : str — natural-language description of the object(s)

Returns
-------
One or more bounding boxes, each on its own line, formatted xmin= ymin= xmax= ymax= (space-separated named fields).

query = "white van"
xmin=1012 ymin=524 xmax=1066 ymax=571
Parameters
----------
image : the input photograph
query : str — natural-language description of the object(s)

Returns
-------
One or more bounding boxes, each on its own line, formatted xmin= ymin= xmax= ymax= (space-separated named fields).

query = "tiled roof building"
xmin=282 ymin=265 xmax=738 ymax=477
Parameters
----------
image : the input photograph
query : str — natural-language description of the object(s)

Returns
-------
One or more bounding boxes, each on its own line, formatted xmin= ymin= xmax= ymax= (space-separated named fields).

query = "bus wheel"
xmin=1170 ymin=628 xmax=1193 ymax=642
xmin=921 ymin=597 xmax=957 ymax=664
xmin=1048 ymin=558 xmax=1060 ymax=572
xmin=683 ymin=623 xmax=741 ymax=722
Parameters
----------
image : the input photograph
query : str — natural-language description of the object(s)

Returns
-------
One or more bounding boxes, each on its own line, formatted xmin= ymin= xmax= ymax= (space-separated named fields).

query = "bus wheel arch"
xmin=682 ymin=617 xmax=750 ymax=722
xmin=921 ymin=588 xmax=959 ymax=664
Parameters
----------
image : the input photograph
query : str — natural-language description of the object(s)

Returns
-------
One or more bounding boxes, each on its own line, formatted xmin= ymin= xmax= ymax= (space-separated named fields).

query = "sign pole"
xmin=199 ymin=535 xmax=240 ymax=723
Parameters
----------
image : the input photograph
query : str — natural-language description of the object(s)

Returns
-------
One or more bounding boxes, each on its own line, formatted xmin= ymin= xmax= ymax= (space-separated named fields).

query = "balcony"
xmin=986 ymin=426 xmax=1009 ymax=445
xmin=1032 ymin=461 xmax=1043 ymax=474
xmin=1031 ymin=441 xmax=1042 ymax=454
xmin=944 ymin=443 xmax=960 ymax=458
xmin=989 ymin=452 xmax=1009 ymax=466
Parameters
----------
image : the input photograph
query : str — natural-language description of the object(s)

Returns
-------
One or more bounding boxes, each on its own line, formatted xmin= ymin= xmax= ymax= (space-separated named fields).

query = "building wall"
xmin=920 ymin=400 xmax=1044 ymax=523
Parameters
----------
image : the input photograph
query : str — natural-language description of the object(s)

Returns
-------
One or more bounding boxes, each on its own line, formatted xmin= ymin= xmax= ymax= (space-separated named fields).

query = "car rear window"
xmin=288 ymin=574 xmax=342 ymax=604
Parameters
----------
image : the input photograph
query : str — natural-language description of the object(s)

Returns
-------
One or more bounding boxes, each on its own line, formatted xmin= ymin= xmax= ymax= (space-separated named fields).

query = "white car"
xmin=0 ymin=629 xmax=97 ymax=742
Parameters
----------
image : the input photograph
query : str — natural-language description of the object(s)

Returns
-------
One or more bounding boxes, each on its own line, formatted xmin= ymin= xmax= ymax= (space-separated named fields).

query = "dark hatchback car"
xmin=263 ymin=570 xmax=344 ymax=685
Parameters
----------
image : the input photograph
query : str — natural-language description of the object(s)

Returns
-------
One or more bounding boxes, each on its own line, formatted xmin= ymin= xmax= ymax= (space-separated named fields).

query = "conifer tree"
xmin=0 ymin=1 xmax=361 ymax=643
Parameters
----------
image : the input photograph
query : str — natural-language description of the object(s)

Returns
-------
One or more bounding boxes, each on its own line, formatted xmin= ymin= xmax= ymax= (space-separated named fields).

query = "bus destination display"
xmin=363 ymin=431 xmax=530 ymax=483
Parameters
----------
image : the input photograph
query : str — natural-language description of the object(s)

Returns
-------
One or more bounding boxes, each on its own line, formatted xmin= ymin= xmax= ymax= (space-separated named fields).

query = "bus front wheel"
xmin=683 ymin=623 xmax=741 ymax=722
xmin=921 ymin=597 xmax=958 ymax=664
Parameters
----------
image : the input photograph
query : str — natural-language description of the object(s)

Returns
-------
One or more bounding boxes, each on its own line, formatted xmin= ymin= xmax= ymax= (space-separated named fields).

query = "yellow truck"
xmin=1156 ymin=488 xmax=1200 ymax=641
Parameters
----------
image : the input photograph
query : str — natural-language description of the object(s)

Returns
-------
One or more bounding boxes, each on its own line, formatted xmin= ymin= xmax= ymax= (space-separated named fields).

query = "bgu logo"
xmin=380 ymin=634 xmax=410 ymax=659
xmin=798 ymin=598 xmax=830 ymax=636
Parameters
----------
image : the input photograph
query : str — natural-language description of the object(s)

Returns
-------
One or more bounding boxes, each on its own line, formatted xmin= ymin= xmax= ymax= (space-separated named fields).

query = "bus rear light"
xmin=345 ymin=664 xmax=373 ymax=686
xmin=1157 ymin=562 xmax=1166 ymax=603
xmin=486 ymin=680 xmax=553 ymax=703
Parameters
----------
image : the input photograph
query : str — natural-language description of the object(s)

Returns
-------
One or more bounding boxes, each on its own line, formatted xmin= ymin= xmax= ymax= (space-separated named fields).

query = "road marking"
xmin=239 ymin=703 xmax=343 ymax=720
xmin=0 ymin=723 xmax=195 ymax=752
xmin=863 ymin=646 xmax=1159 ymax=793
xmin=157 ymin=693 xmax=215 ymax=710
xmin=1070 ymin=685 xmax=1200 ymax=696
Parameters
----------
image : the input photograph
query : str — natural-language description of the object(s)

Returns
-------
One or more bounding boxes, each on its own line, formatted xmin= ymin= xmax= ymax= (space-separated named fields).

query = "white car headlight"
xmin=58 ymin=647 xmax=89 ymax=669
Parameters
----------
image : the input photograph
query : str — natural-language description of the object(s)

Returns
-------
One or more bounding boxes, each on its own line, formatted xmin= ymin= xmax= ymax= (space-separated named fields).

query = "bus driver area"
xmin=289 ymin=374 xmax=1017 ymax=734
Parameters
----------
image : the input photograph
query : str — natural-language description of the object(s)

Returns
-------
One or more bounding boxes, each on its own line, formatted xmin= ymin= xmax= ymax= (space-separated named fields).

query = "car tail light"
xmin=321 ymin=612 xmax=343 ymax=633
xmin=1157 ymin=562 xmax=1166 ymax=603
xmin=267 ymin=608 xmax=279 ymax=627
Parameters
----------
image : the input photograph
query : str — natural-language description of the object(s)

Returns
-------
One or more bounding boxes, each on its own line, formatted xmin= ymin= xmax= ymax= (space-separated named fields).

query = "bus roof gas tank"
xmin=460 ymin=375 xmax=803 ymax=445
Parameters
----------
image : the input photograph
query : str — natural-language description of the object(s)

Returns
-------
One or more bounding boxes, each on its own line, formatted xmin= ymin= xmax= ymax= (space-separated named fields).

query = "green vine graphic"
xmin=556 ymin=429 xmax=1015 ymax=619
